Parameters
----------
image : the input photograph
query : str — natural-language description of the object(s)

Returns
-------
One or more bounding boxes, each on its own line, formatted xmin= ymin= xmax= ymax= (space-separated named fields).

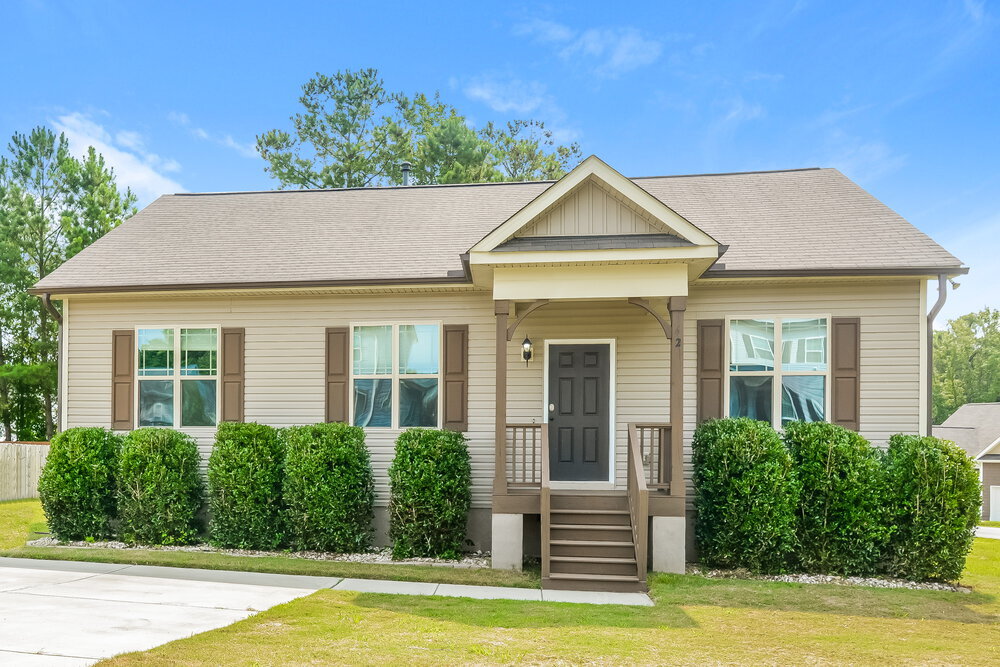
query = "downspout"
xmin=41 ymin=293 xmax=63 ymax=435
xmin=926 ymin=275 xmax=948 ymax=435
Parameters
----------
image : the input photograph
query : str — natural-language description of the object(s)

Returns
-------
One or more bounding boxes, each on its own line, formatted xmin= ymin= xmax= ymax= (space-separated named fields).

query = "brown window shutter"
xmin=831 ymin=317 xmax=861 ymax=431
xmin=111 ymin=330 xmax=134 ymax=430
xmin=220 ymin=328 xmax=245 ymax=422
xmin=325 ymin=327 xmax=350 ymax=423
xmin=697 ymin=319 xmax=725 ymax=424
xmin=442 ymin=324 xmax=469 ymax=432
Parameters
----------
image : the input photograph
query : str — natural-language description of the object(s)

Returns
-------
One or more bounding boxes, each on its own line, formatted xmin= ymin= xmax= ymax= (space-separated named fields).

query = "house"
xmin=934 ymin=403 xmax=1000 ymax=521
xmin=31 ymin=156 xmax=966 ymax=591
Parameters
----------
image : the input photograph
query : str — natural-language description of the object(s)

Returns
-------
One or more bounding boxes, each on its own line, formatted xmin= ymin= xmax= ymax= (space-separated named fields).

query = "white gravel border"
xmin=686 ymin=564 xmax=969 ymax=592
xmin=26 ymin=537 xmax=491 ymax=569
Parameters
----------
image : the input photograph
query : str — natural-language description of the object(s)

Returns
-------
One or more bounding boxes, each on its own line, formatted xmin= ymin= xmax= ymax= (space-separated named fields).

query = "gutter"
xmin=926 ymin=274 xmax=949 ymax=435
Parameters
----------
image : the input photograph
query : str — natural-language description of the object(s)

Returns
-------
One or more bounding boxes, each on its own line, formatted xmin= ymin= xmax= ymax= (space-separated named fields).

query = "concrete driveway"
xmin=0 ymin=558 xmax=335 ymax=666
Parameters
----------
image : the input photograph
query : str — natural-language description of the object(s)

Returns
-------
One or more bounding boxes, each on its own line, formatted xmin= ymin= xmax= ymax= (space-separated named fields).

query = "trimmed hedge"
xmin=388 ymin=428 xmax=471 ymax=559
xmin=38 ymin=427 xmax=121 ymax=540
xmin=117 ymin=428 xmax=205 ymax=545
xmin=283 ymin=423 xmax=374 ymax=552
xmin=692 ymin=417 xmax=798 ymax=573
xmin=784 ymin=421 xmax=889 ymax=575
xmin=883 ymin=434 xmax=981 ymax=581
xmin=208 ymin=422 xmax=285 ymax=549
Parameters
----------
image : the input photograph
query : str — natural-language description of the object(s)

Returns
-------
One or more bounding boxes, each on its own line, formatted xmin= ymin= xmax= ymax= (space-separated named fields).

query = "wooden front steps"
xmin=542 ymin=492 xmax=645 ymax=592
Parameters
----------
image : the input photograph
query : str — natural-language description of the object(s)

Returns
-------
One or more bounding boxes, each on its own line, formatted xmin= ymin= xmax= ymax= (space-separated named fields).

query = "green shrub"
xmin=37 ymin=427 xmax=121 ymax=540
xmin=883 ymin=434 xmax=981 ymax=581
xmin=117 ymin=428 xmax=205 ymax=545
xmin=692 ymin=417 xmax=798 ymax=573
xmin=208 ymin=422 xmax=285 ymax=549
xmin=784 ymin=421 xmax=889 ymax=575
xmin=388 ymin=428 xmax=471 ymax=559
xmin=283 ymin=423 xmax=374 ymax=552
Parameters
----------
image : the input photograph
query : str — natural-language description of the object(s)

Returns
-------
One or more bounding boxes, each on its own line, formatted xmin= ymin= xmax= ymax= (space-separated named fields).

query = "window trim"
xmin=724 ymin=315 xmax=831 ymax=429
xmin=133 ymin=325 xmax=221 ymax=429
xmin=349 ymin=321 xmax=443 ymax=430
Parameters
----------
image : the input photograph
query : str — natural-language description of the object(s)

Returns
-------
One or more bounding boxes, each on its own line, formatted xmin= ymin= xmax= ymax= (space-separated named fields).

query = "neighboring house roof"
xmin=33 ymin=164 xmax=964 ymax=294
xmin=934 ymin=403 xmax=1000 ymax=459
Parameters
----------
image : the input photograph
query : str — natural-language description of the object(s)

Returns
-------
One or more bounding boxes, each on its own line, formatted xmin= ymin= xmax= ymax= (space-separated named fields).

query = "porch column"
xmin=668 ymin=296 xmax=686 ymax=497
xmin=494 ymin=300 xmax=510 ymax=496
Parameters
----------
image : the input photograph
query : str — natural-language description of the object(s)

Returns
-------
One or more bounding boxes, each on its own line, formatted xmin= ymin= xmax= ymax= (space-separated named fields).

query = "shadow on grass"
xmin=352 ymin=591 xmax=700 ymax=629
xmin=351 ymin=572 xmax=998 ymax=630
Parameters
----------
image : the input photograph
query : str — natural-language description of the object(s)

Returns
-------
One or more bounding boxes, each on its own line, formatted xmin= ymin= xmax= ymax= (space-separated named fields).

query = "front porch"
xmin=489 ymin=297 xmax=689 ymax=592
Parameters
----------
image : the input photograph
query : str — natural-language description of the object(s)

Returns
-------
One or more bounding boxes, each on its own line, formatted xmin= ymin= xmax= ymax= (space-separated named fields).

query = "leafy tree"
xmin=0 ymin=127 xmax=135 ymax=440
xmin=933 ymin=308 xmax=1000 ymax=424
xmin=257 ymin=68 xmax=580 ymax=189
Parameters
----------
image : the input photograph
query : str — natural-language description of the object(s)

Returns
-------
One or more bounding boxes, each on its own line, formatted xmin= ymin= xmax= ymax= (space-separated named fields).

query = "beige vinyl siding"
xmin=63 ymin=277 xmax=923 ymax=510
xmin=65 ymin=291 xmax=497 ymax=508
xmin=682 ymin=278 xmax=923 ymax=503
xmin=515 ymin=179 xmax=666 ymax=238
xmin=504 ymin=300 xmax=671 ymax=488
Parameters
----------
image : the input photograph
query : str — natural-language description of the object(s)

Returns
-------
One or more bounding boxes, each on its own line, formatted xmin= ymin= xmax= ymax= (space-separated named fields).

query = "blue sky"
xmin=2 ymin=0 xmax=997 ymax=322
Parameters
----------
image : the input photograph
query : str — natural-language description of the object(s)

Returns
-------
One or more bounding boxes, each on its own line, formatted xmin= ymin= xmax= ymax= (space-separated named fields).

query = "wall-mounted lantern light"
xmin=522 ymin=336 xmax=533 ymax=364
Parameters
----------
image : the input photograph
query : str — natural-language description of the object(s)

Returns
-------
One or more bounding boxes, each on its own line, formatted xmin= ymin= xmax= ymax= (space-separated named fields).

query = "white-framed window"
xmin=726 ymin=316 xmax=830 ymax=428
xmin=136 ymin=327 xmax=219 ymax=428
xmin=350 ymin=323 xmax=441 ymax=429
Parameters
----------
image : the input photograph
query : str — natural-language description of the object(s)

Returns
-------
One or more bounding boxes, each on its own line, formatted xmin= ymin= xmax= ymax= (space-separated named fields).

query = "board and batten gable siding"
xmin=63 ymin=291 xmax=497 ymax=507
xmin=514 ymin=179 xmax=667 ymax=238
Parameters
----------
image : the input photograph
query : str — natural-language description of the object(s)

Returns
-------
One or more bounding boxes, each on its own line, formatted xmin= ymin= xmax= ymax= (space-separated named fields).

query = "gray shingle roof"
xmin=34 ymin=167 xmax=963 ymax=293
xmin=934 ymin=403 xmax=1000 ymax=458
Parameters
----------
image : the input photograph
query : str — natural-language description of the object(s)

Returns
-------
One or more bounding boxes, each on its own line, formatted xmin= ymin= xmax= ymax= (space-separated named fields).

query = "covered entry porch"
xmin=490 ymin=296 xmax=689 ymax=591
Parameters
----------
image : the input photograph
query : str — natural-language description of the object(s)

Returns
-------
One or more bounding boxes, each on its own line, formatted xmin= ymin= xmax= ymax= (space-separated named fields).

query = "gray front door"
xmin=548 ymin=344 xmax=611 ymax=481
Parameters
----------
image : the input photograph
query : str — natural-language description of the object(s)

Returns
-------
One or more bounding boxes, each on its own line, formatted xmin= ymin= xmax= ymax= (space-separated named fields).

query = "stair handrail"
xmin=540 ymin=424 xmax=551 ymax=580
xmin=626 ymin=423 xmax=649 ymax=586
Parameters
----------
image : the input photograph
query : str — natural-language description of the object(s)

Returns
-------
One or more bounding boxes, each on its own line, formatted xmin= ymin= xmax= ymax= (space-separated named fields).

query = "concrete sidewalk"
xmin=0 ymin=557 xmax=653 ymax=665
xmin=976 ymin=525 xmax=1000 ymax=540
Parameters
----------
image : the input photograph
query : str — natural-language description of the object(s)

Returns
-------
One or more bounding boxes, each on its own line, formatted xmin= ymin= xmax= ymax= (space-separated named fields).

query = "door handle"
xmin=548 ymin=403 xmax=555 ymax=421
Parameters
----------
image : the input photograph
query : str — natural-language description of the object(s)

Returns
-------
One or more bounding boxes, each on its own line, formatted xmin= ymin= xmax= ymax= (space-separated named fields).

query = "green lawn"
xmin=5 ymin=499 xmax=999 ymax=665
xmin=982 ymin=520 xmax=1000 ymax=528
xmin=0 ymin=499 xmax=538 ymax=588
xmin=102 ymin=539 xmax=1000 ymax=666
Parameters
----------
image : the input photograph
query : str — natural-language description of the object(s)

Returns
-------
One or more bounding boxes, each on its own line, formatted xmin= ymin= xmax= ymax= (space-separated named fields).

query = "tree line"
xmin=0 ymin=128 xmax=137 ymax=440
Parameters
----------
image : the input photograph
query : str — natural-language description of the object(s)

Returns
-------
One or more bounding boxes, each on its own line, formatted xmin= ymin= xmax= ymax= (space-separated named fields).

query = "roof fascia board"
xmin=471 ymin=155 xmax=719 ymax=252
xmin=469 ymin=245 xmax=719 ymax=266
xmin=699 ymin=266 xmax=969 ymax=279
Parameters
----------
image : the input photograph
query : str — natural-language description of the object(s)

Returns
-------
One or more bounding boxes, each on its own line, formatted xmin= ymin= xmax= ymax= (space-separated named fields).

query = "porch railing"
xmin=633 ymin=423 xmax=673 ymax=492
xmin=505 ymin=423 xmax=543 ymax=488
xmin=504 ymin=421 xmax=678 ymax=492
xmin=626 ymin=424 xmax=649 ymax=586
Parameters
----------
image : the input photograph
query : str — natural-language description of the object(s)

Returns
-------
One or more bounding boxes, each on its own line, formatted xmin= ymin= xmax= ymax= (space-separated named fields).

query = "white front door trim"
xmin=542 ymin=338 xmax=617 ymax=488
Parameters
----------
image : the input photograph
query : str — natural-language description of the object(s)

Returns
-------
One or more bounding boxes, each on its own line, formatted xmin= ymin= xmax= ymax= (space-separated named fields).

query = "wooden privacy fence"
xmin=0 ymin=442 xmax=49 ymax=501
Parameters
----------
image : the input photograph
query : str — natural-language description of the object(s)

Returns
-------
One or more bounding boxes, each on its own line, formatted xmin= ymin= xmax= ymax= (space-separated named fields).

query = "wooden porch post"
xmin=494 ymin=300 xmax=510 ymax=496
xmin=668 ymin=296 xmax=686 ymax=497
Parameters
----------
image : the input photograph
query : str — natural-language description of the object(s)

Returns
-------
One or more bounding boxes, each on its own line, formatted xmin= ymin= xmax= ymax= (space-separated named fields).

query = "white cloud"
xmin=515 ymin=20 xmax=662 ymax=78
xmin=935 ymin=212 xmax=1000 ymax=326
xmin=514 ymin=18 xmax=574 ymax=43
xmin=463 ymin=74 xmax=580 ymax=143
xmin=964 ymin=0 xmax=986 ymax=22
xmin=464 ymin=77 xmax=549 ymax=115
xmin=52 ymin=112 xmax=184 ymax=205
xmin=168 ymin=111 xmax=258 ymax=159
xmin=818 ymin=130 xmax=907 ymax=183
